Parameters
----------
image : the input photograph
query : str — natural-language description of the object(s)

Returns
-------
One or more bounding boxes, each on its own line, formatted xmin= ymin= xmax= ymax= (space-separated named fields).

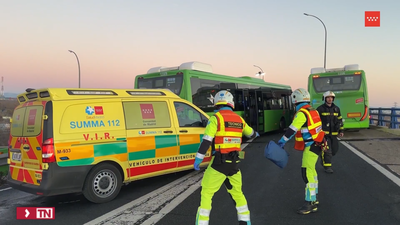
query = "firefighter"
xmin=316 ymin=91 xmax=344 ymax=173
xmin=277 ymin=88 xmax=327 ymax=215
xmin=194 ymin=90 xmax=259 ymax=225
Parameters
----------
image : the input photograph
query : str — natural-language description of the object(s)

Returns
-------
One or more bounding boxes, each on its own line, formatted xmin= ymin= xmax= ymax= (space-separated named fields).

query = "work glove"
xmin=193 ymin=157 xmax=203 ymax=170
xmin=255 ymin=132 xmax=260 ymax=138
xmin=277 ymin=139 xmax=285 ymax=149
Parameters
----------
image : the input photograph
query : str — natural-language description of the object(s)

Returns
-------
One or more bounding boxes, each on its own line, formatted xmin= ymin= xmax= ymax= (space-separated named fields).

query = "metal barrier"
xmin=369 ymin=107 xmax=400 ymax=129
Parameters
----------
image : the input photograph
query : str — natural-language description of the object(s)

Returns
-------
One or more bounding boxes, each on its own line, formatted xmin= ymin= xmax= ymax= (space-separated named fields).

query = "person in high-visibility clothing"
xmin=277 ymin=88 xmax=327 ymax=215
xmin=316 ymin=91 xmax=344 ymax=173
xmin=194 ymin=90 xmax=259 ymax=225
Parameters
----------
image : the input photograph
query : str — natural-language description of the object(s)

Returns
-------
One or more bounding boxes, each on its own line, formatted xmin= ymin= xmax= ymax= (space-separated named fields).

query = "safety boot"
xmin=297 ymin=201 xmax=318 ymax=215
xmin=239 ymin=221 xmax=251 ymax=225
xmin=312 ymin=194 xmax=319 ymax=205
xmin=324 ymin=166 xmax=333 ymax=173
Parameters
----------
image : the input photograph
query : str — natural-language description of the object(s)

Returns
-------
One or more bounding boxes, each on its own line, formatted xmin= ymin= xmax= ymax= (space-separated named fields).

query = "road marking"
xmin=339 ymin=139 xmax=400 ymax=188
xmin=0 ymin=187 xmax=12 ymax=192
xmin=85 ymin=142 xmax=251 ymax=225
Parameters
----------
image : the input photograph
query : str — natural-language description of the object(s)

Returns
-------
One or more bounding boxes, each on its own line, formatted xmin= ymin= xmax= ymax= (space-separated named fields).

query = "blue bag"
xmin=264 ymin=140 xmax=289 ymax=169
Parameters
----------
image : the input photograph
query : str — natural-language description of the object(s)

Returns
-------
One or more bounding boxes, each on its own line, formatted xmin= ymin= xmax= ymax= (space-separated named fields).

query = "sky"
xmin=1 ymin=0 xmax=399 ymax=107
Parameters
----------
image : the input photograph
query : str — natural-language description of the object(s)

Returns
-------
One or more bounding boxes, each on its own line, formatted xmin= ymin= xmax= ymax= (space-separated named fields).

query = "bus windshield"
xmin=312 ymin=75 xmax=361 ymax=92
xmin=137 ymin=74 xmax=183 ymax=95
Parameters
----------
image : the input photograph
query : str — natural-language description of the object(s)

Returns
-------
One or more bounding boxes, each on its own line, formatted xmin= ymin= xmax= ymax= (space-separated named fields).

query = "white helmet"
xmin=322 ymin=91 xmax=335 ymax=101
xmin=291 ymin=88 xmax=310 ymax=104
xmin=213 ymin=90 xmax=235 ymax=109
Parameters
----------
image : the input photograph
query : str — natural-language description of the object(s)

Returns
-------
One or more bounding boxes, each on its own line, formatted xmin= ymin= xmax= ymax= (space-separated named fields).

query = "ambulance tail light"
xmin=42 ymin=138 xmax=55 ymax=163
xmin=360 ymin=105 xmax=368 ymax=121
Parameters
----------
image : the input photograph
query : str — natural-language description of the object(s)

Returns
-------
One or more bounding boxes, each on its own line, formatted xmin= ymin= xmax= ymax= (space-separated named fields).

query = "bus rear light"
xmin=360 ymin=105 xmax=368 ymax=121
xmin=347 ymin=112 xmax=362 ymax=118
xmin=42 ymin=138 xmax=56 ymax=163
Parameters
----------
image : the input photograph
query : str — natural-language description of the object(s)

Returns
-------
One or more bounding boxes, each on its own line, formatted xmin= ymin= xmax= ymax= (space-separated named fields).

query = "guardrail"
xmin=369 ymin=107 xmax=400 ymax=129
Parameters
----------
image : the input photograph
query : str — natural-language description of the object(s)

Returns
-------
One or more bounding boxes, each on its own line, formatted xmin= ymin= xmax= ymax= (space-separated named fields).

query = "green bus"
xmin=307 ymin=64 xmax=369 ymax=129
xmin=134 ymin=61 xmax=294 ymax=134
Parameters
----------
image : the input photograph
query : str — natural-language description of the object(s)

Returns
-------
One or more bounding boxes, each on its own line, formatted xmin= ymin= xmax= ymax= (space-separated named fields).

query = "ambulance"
xmin=7 ymin=88 xmax=211 ymax=203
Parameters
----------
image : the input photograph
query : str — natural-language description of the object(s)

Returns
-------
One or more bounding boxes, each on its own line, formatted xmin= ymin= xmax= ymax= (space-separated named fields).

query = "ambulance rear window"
xmin=11 ymin=105 xmax=43 ymax=137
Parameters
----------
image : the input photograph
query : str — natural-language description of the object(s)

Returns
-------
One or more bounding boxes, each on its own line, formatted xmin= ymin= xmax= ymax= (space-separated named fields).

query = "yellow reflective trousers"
xmin=195 ymin=157 xmax=250 ymax=225
xmin=301 ymin=144 xmax=320 ymax=202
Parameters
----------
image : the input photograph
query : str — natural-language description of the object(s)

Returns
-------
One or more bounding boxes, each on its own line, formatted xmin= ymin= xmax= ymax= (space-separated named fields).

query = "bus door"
xmin=256 ymin=90 xmax=264 ymax=133
xmin=242 ymin=89 xmax=251 ymax=125
xmin=247 ymin=90 xmax=258 ymax=132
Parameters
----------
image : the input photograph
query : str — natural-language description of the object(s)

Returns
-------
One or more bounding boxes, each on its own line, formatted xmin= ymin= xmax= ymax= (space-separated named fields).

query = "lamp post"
xmin=253 ymin=65 xmax=265 ymax=80
xmin=304 ymin=13 xmax=327 ymax=69
xmin=68 ymin=50 xmax=81 ymax=88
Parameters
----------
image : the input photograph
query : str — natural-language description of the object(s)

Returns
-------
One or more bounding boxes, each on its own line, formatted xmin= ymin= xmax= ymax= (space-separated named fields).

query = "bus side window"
xmin=234 ymin=90 xmax=244 ymax=111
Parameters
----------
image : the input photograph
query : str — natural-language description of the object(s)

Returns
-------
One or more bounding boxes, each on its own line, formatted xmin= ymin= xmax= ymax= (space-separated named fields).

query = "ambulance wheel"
xmin=279 ymin=118 xmax=286 ymax=131
xmin=83 ymin=163 xmax=122 ymax=204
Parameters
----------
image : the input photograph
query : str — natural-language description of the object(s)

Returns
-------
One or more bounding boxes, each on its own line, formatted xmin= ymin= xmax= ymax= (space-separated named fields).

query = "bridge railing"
xmin=369 ymin=107 xmax=400 ymax=129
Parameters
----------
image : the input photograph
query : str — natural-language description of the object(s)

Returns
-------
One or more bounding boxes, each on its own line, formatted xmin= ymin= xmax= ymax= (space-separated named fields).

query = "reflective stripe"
xmin=202 ymin=135 xmax=213 ymax=142
xmin=289 ymin=124 xmax=298 ymax=132
xmin=197 ymin=221 xmax=209 ymax=225
xmin=301 ymin=128 xmax=309 ymax=133
xmin=307 ymin=183 xmax=318 ymax=188
xmin=196 ymin=152 xmax=205 ymax=159
xmin=324 ymin=131 xmax=338 ymax=135
xmin=321 ymin=112 xmax=338 ymax=116
xmin=199 ymin=208 xmax=210 ymax=217
xmin=238 ymin=214 xmax=250 ymax=221
xmin=236 ymin=205 xmax=249 ymax=213
xmin=338 ymin=116 xmax=342 ymax=119
xmin=283 ymin=136 xmax=289 ymax=141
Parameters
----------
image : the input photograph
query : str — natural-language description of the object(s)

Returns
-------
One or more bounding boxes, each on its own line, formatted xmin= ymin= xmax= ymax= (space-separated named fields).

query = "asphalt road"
xmin=0 ymin=170 xmax=193 ymax=225
xmin=156 ymin=132 xmax=400 ymax=225
xmin=1 ymin=131 xmax=400 ymax=225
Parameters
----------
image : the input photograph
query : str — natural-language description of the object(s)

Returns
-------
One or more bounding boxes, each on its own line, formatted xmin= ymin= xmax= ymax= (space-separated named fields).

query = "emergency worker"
xmin=316 ymin=91 xmax=344 ymax=173
xmin=277 ymin=88 xmax=327 ymax=215
xmin=194 ymin=90 xmax=259 ymax=225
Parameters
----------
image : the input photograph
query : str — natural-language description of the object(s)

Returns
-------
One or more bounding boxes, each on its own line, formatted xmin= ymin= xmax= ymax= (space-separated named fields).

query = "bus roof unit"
xmin=147 ymin=66 xmax=168 ymax=74
xmin=179 ymin=61 xmax=213 ymax=73
xmin=310 ymin=64 xmax=360 ymax=74
xmin=310 ymin=67 xmax=326 ymax=74
xmin=147 ymin=61 xmax=213 ymax=74
xmin=344 ymin=64 xmax=359 ymax=71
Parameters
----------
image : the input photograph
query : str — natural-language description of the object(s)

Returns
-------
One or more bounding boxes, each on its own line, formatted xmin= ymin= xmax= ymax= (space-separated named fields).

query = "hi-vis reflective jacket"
xmin=294 ymin=105 xmax=325 ymax=151
xmin=214 ymin=110 xmax=246 ymax=153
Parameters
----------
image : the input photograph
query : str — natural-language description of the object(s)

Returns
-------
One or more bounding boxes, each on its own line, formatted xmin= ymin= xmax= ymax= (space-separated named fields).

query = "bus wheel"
xmin=279 ymin=118 xmax=286 ymax=131
xmin=83 ymin=163 xmax=122 ymax=204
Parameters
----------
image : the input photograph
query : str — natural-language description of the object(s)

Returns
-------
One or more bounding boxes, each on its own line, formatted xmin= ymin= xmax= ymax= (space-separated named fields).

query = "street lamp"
xmin=253 ymin=65 xmax=265 ymax=80
xmin=304 ymin=13 xmax=327 ymax=69
xmin=68 ymin=50 xmax=81 ymax=88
